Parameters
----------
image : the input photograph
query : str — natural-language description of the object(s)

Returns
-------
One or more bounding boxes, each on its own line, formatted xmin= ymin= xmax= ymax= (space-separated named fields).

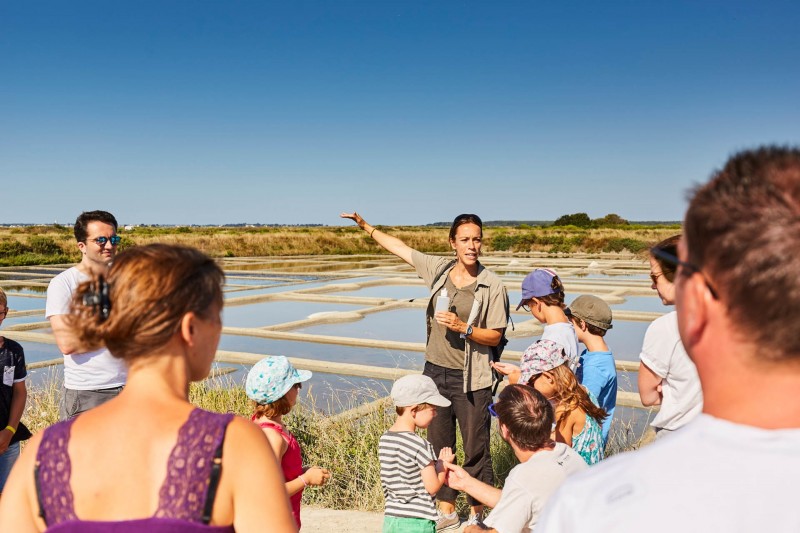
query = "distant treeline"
xmin=429 ymin=213 xmax=681 ymax=228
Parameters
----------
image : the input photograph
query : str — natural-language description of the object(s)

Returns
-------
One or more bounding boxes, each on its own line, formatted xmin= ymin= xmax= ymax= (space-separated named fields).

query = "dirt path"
xmin=302 ymin=507 xmax=468 ymax=532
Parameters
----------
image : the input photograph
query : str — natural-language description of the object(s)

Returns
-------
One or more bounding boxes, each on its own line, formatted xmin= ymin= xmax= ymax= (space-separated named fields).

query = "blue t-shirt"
xmin=576 ymin=349 xmax=616 ymax=445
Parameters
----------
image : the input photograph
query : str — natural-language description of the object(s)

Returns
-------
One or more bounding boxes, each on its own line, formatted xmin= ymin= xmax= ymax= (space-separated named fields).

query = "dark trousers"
xmin=423 ymin=362 xmax=493 ymax=506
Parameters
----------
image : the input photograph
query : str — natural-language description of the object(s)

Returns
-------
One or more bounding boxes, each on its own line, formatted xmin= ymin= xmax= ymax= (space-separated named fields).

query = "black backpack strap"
xmin=34 ymin=461 xmax=48 ymax=525
xmin=201 ymin=424 xmax=228 ymax=525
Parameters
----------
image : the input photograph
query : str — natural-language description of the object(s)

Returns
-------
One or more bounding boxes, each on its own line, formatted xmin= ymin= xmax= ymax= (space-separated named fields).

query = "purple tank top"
xmin=35 ymin=408 xmax=235 ymax=532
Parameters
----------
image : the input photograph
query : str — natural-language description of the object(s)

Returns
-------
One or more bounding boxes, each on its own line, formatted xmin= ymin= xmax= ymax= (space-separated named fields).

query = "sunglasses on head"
xmin=488 ymin=402 xmax=498 ymax=417
xmin=650 ymin=247 xmax=718 ymax=300
xmin=92 ymin=236 xmax=122 ymax=246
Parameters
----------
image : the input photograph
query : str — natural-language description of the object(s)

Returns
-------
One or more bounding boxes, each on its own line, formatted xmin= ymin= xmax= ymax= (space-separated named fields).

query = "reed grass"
xmin=22 ymin=372 xmax=649 ymax=513
xmin=0 ymin=225 xmax=681 ymax=266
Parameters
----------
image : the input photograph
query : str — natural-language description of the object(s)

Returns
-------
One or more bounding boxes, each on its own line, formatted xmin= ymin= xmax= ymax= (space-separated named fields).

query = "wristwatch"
xmin=460 ymin=325 xmax=473 ymax=340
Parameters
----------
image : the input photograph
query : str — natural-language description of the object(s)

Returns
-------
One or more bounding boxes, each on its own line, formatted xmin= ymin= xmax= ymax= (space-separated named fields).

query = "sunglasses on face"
xmin=91 ymin=236 xmax=122 ymax=246
xmin=650 ymin=247 xmax=719 ymax=300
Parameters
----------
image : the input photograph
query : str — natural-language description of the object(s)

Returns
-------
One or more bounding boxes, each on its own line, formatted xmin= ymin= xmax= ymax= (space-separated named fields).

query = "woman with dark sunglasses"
xmin=638 ymin=235 xmax=703 ymax=438
xmin=340 ymin=211 xmax=509 ymax=530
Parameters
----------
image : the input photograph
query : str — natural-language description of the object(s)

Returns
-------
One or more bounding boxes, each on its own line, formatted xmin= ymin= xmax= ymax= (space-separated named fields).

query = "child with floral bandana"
xmin=493 ymin=341 xmax=606 ymax=465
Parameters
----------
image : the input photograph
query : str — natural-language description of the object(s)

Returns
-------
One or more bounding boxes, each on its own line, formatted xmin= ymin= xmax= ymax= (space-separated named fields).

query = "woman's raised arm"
xmin=340 ymin=212 xmax=415 ymax=266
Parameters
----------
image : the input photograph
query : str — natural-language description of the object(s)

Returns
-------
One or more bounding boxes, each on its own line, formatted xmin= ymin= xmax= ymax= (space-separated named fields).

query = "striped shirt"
xmin=379 ymin=431 xmax=438 ymax=521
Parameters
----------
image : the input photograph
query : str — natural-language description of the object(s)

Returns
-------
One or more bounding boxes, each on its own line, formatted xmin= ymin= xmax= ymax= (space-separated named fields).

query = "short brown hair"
xmin=395 ymin=403 xmax=433 ymax=415
xmin=0 ymin=287 xmax=7 ymax=308
xmin=253 ymin=397 xmax=293 ymax=419
xmin=494 ymin=384 xmax=553 ymax=452
xmin=68 ymin=244 xmax=224 ymax=361
xmin=569 ymin=316 xmax=607 ymax=337
xmin=74 ymin=210 xmax=118 ymax=242
xmin=650 ymin=235 xmax=681 ymax=283
xmin=684 ymin=146 xmax=800 ymax=359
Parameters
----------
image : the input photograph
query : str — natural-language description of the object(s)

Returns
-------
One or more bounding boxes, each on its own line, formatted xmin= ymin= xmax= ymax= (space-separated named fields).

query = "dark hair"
xmin=684 ymin=146 xmax=800 ymax=359
xmin=74 ymin=210 xmax=119 ymax=242
xmin=448 ymin=214 xmax=483 ymax=241
xmin=568 ymin=315 xmax=607 ymax=337
xmin=650 ymin=235 xmax=681 ymax=282
xmin=69 ymin=244 xmax=224 ymax=361
xmin=494 ymin=384 xmax=554 ymax=452
xmin=536 ymin=275 xmax=566 ymax=307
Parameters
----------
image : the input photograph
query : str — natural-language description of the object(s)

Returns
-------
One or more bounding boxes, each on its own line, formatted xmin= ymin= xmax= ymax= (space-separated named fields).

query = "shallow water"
xmin=3 ymin=255 xmax=663 ymax=430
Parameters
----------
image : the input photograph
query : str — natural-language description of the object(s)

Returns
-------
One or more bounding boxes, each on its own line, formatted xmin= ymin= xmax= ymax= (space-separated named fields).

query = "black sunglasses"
xmin=650 ymin=247 xmax=719 ymax=300
xmin=92 ymin=236 xmax=122 ymax=246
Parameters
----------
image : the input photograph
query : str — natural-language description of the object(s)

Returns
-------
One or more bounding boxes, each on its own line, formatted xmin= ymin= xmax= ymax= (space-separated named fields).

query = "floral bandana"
xmin=246 ymin=356 xmax=312 ymax=404
xmin=519 ymin=340 xmax=570 ymax=384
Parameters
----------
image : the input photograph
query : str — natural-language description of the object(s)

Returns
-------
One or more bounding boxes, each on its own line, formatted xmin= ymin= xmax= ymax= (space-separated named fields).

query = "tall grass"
xmin=23 ymin=373 xmax=648 ymax=513
xmin=0 ymin=225 xmax=681 ymax=265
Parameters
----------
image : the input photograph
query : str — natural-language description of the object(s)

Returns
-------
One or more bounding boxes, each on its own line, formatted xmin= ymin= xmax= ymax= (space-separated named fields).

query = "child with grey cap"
xmin=380 ymin=374 xmax=456 ymax=533
xmin=566 ymin=295 xmax=617 ymax=445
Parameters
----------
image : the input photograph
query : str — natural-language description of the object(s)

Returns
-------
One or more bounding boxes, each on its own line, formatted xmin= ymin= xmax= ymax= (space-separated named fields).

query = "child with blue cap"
xmin=247 ymin=356 xmax=330 ymax=530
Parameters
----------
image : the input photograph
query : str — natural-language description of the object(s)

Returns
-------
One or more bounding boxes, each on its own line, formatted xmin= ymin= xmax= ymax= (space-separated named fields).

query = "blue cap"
xmin=517 ymin=268 xmax=559 ymax=309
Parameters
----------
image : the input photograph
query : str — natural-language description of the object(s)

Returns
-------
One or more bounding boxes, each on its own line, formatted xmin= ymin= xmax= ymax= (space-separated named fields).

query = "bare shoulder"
xmin=0 ymin=431 xmax=46 ymax=531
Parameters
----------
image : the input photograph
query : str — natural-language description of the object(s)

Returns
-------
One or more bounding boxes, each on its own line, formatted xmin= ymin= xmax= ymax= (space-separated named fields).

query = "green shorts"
xmin=382 ymin=515 xmax=436 ymax=533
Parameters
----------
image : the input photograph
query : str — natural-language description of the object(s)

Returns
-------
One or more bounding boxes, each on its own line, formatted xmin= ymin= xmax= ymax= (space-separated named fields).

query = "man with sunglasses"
xmin=538 ymin=147 xmax=800 ymax=532
xmin=46 ymin=210 xmax=127 ymax=420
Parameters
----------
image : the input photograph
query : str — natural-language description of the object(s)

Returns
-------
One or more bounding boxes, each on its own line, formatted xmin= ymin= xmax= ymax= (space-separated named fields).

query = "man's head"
xmin=680 ymin=146 xmax=800 ymax=361
xmin=74 ymin=211 xmax=119 ymax=268
xmin=493 ymin=384 xmax=554 ymax=452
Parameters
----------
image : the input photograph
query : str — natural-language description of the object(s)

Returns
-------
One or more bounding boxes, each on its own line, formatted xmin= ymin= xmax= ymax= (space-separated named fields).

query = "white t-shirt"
xmin=541 ymin=322 xmax=579 ymax=369
xmin=46 ymin=267 xmax=127 ymax=390
xmin=639 ymin=311 xmax=702 ymax=430
xmin=483 ymin=443 xmax=587 ymax=533
xmin=537 ymin=414 xmax=800 ymax=532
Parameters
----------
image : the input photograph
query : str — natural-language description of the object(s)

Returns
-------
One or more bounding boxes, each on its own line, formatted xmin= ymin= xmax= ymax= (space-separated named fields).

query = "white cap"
xmin=391 ymin=374 xmax=451 ymax=408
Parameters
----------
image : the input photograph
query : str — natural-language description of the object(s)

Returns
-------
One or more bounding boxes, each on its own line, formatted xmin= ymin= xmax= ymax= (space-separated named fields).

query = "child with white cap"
xmin=246 ymin=356 xmax=331 ymax=530
xmin=380 ymin=374 xmax=456 ymax=533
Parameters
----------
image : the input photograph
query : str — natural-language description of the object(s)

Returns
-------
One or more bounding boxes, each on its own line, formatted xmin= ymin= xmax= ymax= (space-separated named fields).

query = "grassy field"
xmin=0 ymin=224 xmax=681 ymax=266
xmin=23 ymin=372 xmax=651 ymax=512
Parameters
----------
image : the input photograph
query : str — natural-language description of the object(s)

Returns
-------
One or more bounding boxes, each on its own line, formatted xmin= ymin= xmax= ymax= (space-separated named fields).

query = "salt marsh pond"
xmin=1 ymin=252 xmax=663 ymax=426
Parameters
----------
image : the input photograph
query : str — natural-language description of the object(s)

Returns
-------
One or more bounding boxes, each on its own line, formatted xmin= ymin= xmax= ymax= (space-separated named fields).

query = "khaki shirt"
xmin=412 ymin=250 xmax=510 ymax=392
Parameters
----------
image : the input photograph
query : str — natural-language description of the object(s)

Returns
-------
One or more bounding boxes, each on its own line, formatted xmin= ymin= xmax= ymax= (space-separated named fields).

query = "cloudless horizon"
xmin=2 ymin=1 xmax=798 ymax=226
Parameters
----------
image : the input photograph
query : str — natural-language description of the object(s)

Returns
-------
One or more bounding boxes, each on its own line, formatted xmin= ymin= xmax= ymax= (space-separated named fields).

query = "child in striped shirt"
xmin=379 ymin=375 xmax=455 ymax=533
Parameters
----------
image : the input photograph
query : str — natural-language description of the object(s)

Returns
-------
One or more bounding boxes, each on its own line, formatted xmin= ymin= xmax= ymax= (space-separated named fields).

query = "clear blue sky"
xmin=2 ymin=1 xmax=798 ymax=225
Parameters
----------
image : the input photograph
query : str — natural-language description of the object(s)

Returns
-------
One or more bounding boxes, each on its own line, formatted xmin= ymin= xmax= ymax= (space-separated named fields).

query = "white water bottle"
xmin=435 ymin=288 xmax=449 ymax=313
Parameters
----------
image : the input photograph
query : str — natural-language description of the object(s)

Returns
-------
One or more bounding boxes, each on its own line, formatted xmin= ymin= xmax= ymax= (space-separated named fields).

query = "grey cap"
xmin=568 ymin=295 xmax=613 ymax=330
xmin=391 ymin=374 xmax=451 ymax=408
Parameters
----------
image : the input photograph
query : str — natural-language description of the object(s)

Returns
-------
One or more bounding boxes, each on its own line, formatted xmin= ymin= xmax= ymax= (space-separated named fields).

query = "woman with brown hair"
xmin=0 ymin=244 xmax=297 ymax=532
xmin=638 ymin=235 xmax=703 ymax=437
xmin=340 ymin=212 xmax=509 ymax=529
